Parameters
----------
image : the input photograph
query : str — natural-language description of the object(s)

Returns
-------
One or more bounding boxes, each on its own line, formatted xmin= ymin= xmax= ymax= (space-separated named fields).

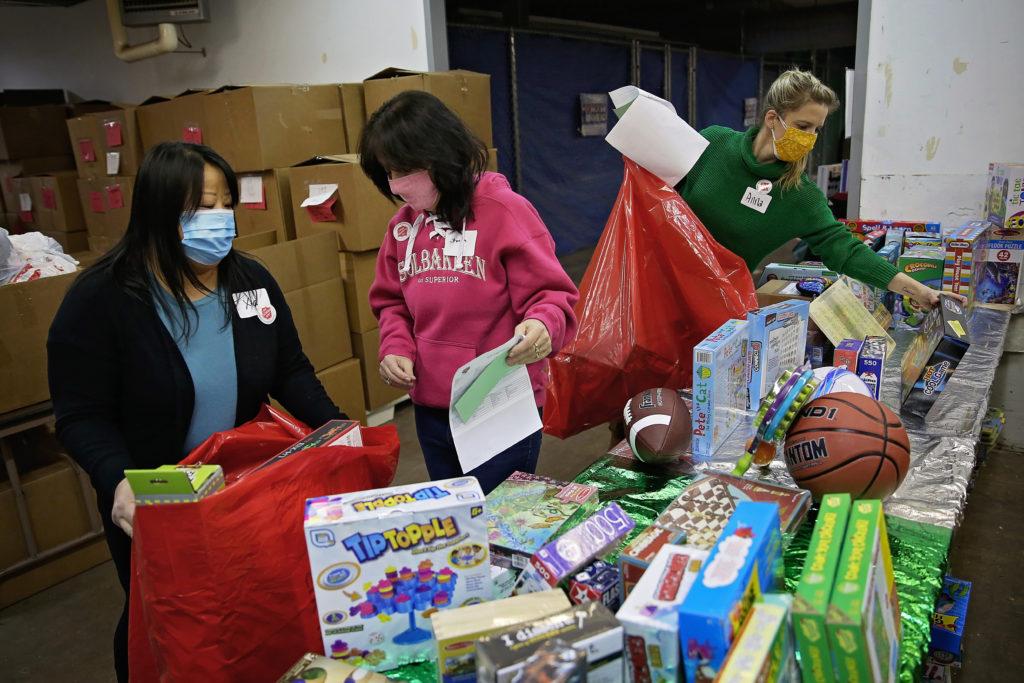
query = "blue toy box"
xmin=929 ymin=576 xmax=971 ymax=666
xmin=304 ymin=478 xmax=491 ymax=672
xmin=692 ymin=318 xmax=748 ymax=460
xmin=677 ymin=501 xmax=784 ymax=682
xmin=745 ymin=300 xmax=810 ymax=410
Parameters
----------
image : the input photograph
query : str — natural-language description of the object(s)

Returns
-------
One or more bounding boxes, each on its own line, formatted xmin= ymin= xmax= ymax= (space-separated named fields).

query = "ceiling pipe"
xmin=106 ymin=0 xmax=177 ymax=63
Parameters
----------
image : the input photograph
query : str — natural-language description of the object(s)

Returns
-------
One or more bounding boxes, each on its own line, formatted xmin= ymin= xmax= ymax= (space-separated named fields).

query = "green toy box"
xmin=826 ymin=500 xmax=901 ymax=683
xmin=793 ymin=493 xmax=852 ymax=683
xmin=124 ymin=464 xmax=225 ymax=505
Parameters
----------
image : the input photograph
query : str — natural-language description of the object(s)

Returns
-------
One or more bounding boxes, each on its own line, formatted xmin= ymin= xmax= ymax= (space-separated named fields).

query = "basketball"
xmin=783 ymin=392 xmax=910 ymax=500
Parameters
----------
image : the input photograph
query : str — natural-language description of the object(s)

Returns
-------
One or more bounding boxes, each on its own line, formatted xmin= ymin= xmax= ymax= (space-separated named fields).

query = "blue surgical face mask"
xmin=180 ymin=209 xmax=235 ymax=266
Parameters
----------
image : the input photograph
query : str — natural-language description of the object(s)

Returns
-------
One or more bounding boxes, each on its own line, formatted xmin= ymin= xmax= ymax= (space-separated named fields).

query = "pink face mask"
xmin=388 ymin=170 xmax=439 ymax=212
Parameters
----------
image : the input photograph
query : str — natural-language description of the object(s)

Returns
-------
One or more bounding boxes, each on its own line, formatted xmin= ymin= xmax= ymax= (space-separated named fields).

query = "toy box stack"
xmin=903 ymin=294 xmax=972 ymax=419
xmin=616 ymin=544 xmax=708 ymax=683
xmin=691 ymin=318 xmax=748 ymax=460
xmin=430 ymin=590 xmax=570 ymax=683
xmin=793 ymin=493 xmax=852 ymax=683
xmin=826 ymin=499 xmax=901 ymax=683
xmin=677 ymin=501 xmax=784 ymax=682
xmin=486 ymin=472 xmax=598 ymax=573
xmin=745 ymin=299 xmax=810 ymax=409
xmin=618 ymin=473 xmax=810 ymax=600
xmin=942 ymin=221 xmax=990 ymax=307
xmin=978 ymin=165 xmax=1024 ymax=309
xmin=475 ymin=601 xmax=623 ymax=682
xmin=303 ymin=477 xmax=491 ymax=672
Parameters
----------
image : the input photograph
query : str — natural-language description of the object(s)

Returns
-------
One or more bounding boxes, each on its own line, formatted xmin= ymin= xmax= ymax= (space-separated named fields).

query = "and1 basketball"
xmin=783 ymin=393 xmax=911 ymax=500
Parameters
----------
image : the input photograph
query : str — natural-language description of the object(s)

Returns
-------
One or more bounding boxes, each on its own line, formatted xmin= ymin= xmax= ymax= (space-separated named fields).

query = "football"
xmin=622 ymin=388 xmax=692 ymax=463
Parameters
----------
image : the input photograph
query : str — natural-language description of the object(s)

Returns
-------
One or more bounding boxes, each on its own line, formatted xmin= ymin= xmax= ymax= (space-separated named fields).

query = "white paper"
xmin=18 ymin=193 xmax=31 ymax=212
xmin=240 ymin=175 xmax=263 ymax=204
xmin=449 ymin=335 xmax=542 ymax=473
xmin=301 ymin=183 xmax=338 ymax=207
xmin=605 ymin=85 xmax=709 ymax=187
xmin=105 ymin=152 xmax=120 ymax=175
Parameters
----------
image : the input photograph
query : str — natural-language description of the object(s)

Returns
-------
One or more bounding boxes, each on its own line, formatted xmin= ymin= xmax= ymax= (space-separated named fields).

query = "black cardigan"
xmin=47 ymin=257 xmax=343 ymax=499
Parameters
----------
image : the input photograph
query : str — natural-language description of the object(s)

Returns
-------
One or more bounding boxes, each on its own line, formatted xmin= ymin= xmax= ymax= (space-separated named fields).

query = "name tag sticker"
xmin=444 ymin=229 xmax=477 ymax=258
xmin=741 ymin=187 xmax=771 ymax=213
xmin=233 ymin=288 xmax=276 ymax=324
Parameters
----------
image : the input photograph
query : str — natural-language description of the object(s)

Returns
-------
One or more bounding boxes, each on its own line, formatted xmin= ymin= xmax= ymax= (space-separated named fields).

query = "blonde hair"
xmin=761 ymin=69 xmax=840 ymax=191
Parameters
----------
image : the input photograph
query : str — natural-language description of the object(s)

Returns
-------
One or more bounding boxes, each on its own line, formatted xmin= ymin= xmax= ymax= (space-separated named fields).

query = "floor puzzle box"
xmin=304 ymin=477 xmax=491 ymax=671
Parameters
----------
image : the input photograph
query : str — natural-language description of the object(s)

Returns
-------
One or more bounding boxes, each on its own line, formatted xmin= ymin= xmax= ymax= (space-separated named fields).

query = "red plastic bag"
xmin=543 ymin=158 xmax=757 ymax=439
xmin=128 ymin=405 xmax=400 ymax=683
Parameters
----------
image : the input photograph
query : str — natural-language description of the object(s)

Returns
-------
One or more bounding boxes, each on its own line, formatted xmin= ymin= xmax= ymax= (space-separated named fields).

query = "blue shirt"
xmin=153 ymin=285 xmax=238 ymax=455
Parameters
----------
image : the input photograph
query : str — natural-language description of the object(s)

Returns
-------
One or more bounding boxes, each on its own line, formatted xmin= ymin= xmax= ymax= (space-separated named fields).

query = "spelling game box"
xmin=304 ymin=477 xmax=491 ymax=671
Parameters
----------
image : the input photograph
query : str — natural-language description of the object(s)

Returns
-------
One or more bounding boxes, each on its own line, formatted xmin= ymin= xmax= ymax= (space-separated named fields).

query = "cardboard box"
xmin=341 ymin=249 xmax=378 ymax=333
xmin=21 ymin=460 xmax=93 ymax=552
xmin=76 ymin=176 xmax=134 ymax=243
xmin=232 ymin=230 xmax=277 ymax=252
xmin=475 ymin=601 xmax=623 ymax=683
xmin=40 ymin=229 xmax=89 ymax=254
xmin=363 ymin=68 xmax=492 ymax=146
xmin=894 ymin=248 xmax=944 ymax=329
xmin=842 ymin=219 xmax=940 ymax=234
xmin=430 ymin=590 xmax=571 ymax=683
xmin=9 ymin=176 xmax=39 ymax=228
xmin=942 ymin=221 xmax=991 ymax=307
xmin=691 ymin=319 xmax=747 ymax=460
xmin=254 ymin=419 xmax=362 ymax=474
xmin=0 ymin=104 xmax=72 ymax=160
xmin=975 ymin=224 xmax=1024 ymax=309
xmin=33 ymin=171 xmax=84 ymax=232
xmin=677 ymin=501 xmax=784 ymax=682
xmin=0 ymin=537 xmax=109 ymax=610
xmin=304 ymin=477 xmax=491 ymax=671
xmin=756 ymin=278 xmax=812 ymax=308
xmin=289 ymin=154 xmax=396 ymax=252
xmin=351 ymin=327 xmax=408 ymax=410
xmin=65 ymin=114 xmax=106 ymax=178
xmin=985 ymin=161 xmax=1024 ymax=229
xmin=93 ymin=106 xmax=144 ymax=176
xmin=486 ymin=472 xmax=598 ymax=572
xmin=567 ymin=558 xmax=620 ymax=611
xmin=903 ymin=232 xmax=943 ymax=250
xmin=0 ymin=270 xmax=77 ymax=414
xmin=87 ymin=234 xmax=120 ymax=255
xmin=717 ymin=600 xmax=792 ymax=681
xmin=757 ymin=262 xmax=839 ymax=288
xmin=0 ymin=480 xmax=29 ymax=569
xmin=203 ymin=85 xmax=347 ymax=172
xmin=826 ymin=499 xmax=900 ymax=683
xmin=137 ymin=90 xmax=210 ymax=151
xmin=0 ymin=156 xmax=74 ymax=214
xmin=745 ymin=299 xmax=810 ymax=409
xmin=234 ymin=168 xmax=294 ymax=242
xmin=793 ymin=493 xmax=852 ymax=683
xmin=250 ymin=230 xmax=340 ymax=293
xmin=617 ymin=544 xmax=708 ymax=683
xmin=339 ymin=83 xmax=367 ymax=152
xmin=899 ymin=305 xmax=944 ymax=403
xmin=315 ymin=358 xmax=367 ymax=425
xmin=833 ymin=338 xmax=863 ymax=371
xmin=284 ymin=277 xmax=352 ymax=371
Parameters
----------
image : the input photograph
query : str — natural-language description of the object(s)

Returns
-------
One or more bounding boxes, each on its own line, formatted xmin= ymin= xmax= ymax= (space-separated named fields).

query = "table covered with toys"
xmin=275 ymin=299 xmax=1003 ymax=683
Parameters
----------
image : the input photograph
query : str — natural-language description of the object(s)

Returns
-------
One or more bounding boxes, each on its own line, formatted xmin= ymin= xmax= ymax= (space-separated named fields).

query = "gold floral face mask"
xmin=770 ymin=114 xmax=817 ymax=162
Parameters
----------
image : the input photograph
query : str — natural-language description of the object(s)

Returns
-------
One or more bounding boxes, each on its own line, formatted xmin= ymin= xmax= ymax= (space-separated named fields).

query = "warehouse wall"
xmin=850 ymin=0 xmax=1024 ymax=223
xmin=0 ymin=0 xmax=444 ymax=104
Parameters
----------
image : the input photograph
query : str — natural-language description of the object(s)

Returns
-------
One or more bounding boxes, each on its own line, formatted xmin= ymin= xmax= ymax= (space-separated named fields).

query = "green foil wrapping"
xmin=389 ymin=456 xmax=953 ymax=683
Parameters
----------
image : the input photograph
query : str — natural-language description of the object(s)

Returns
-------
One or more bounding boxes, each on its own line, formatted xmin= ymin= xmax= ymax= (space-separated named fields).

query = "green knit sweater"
xmin=676 ymin=126 xmax=898 ymax=291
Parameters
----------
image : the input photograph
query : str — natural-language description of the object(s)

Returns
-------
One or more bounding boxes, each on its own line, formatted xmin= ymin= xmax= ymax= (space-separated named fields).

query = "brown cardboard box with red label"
xmin=351 ymin=327 xmax=407 ymax=411
xmin=0 ymin=104 xmax=73 ymax=160
xmin=137 ymin=90 xmax=210 ymax=151
xmin=234 ymin=168 xmax=295 ymax=243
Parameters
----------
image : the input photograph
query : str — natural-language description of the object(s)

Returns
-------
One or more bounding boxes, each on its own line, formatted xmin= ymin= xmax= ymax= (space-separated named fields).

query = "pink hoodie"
xmin=369 ymin=172 xmax=579 ymax=409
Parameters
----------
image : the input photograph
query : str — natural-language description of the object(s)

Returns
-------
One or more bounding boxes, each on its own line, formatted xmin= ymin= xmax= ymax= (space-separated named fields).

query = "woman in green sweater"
xmin=677 ymin=69 xmax=952 ymax=310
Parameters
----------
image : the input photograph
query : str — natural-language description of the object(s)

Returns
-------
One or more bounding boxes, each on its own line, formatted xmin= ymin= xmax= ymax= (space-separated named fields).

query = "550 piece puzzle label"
xmin=304 ymin=477 xmax=491 ymax=672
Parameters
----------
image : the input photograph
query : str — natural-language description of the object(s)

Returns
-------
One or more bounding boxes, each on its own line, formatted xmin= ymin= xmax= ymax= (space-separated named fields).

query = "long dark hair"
xmin=359 ymin=90 xmax=488 ymax=229
xmin=81 ymin=141 xmax=257 ymax=336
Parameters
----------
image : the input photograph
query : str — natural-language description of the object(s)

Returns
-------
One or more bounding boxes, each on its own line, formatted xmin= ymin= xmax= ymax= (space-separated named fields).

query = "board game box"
xmin=745 ymin=299 xmax=810 ymax=409
xmin=692 ymin=318 xmax=748 ymax=460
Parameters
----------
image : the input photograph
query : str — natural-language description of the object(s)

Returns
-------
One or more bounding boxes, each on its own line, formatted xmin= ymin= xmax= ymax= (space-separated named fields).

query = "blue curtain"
xmin=695 ymin=52 xmax=759 ymax=131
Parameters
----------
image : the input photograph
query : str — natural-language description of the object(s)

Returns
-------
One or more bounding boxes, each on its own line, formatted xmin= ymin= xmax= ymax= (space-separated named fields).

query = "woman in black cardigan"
xmin=47 ymin=142 xmax=343 ymax=682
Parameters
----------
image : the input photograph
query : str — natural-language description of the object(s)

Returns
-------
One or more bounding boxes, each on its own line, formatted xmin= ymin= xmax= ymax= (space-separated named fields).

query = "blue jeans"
xmin=413 ymin=404 xmax=542 ymax=494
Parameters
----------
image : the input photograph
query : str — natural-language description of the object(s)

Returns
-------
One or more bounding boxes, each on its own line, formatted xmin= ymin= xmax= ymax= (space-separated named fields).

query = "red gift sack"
xmin=128 ymin=405 xmax=400 ymax=682
xmin=543 ymin=158 xmax=758 ymax=439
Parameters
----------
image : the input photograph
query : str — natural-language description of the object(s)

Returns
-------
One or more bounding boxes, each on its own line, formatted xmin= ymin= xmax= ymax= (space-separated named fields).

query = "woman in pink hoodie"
xmin=361 ymin=90 xmax=579 ymax=493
